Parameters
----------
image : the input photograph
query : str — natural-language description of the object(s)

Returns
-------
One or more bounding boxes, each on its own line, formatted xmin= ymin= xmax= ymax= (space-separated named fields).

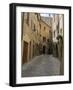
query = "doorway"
xmin=22 ymin=41 xmax=28 ymax=64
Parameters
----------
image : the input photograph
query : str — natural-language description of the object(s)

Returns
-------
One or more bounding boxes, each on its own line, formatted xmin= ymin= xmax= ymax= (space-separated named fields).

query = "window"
xmin=26 ymin=13 xmax=29 ymax=25
xmin=56 ymin=25 xmax=59 ymax=34
xmin=33 ymin=24 xmax=36 ymax=31
xmin=37 ymin=14 xmax=40 ymax=20
xmin=21 ymin=12 xmax=24 ymax=40
xmin=44 ymin=27 xmax=46 ymax=31
xmin=43 ymin=37 xmax=46 ymax=42
xmin=40 ymin=24 xmax=41 ymax=29
xmin=53 ymin=14 xmax=55 ymax=22
xmin=35 ymin=13 xmax=39 ymax=20
xmin=37 ymin=30 xmax=38 ymax=35
xmin=54 ymin=30 xmax=55 ymax=38
xmin=60 ymin=29 xmax=62 ymax=34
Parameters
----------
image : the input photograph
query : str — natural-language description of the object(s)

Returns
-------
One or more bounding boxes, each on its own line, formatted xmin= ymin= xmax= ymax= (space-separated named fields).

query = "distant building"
xmin=41 ymin=16 xmax=52 ymax=41
xmin=40 ymin=19 xmax=51 ymax=43
xmin=41 ymin=16 xmax=52 ymax=27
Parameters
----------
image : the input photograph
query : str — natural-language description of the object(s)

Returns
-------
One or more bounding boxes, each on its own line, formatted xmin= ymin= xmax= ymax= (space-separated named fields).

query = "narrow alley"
xmin=21 ymin=13 xmax=64 ymax=77
xmin=22 ymin=55 xmax=60 ymax=77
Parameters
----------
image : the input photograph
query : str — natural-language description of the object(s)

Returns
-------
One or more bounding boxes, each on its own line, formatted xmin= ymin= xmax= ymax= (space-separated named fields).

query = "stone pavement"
xmin=22 ymin=55 xmax=60 ymax=77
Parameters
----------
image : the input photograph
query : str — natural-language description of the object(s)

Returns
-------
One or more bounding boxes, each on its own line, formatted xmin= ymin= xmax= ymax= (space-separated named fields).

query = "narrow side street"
xmin=22 ymin=55 xmax=60 ymax=77
xmin=21 ymin=13 xmax=64 ymax=77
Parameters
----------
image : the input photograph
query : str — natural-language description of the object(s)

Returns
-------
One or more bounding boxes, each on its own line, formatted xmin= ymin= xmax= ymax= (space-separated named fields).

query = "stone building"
xmin=52 ymin=14 xmax=64 ymax=57
xmin=52 ymin=14 xmax=59 ymax=57
xmin=52 ymin=14 xmax=64 ymax=74
xmin=58 ymin=14 xmax=64 ymax=75
xmin=21 ymin=13 xmax=40 ymax=64
xmin=21 ymin=13 xmax=52 ymax=64
xmin=41 ymin=16 xmax=52 ymax=27
xmin=40 ymin=19 xmax=52 ymax=54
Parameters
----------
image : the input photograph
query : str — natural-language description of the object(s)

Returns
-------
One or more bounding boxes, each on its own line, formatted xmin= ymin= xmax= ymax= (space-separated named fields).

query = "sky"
xmin=40 ymin=13 xmax=54 ymax=17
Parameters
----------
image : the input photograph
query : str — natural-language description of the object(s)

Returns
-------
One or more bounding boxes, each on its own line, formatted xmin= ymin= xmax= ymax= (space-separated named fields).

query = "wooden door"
xmin=29 ymin=42 xmax=31 ymax=59
xmin=22 ymin=41 xmax=28 ymax=64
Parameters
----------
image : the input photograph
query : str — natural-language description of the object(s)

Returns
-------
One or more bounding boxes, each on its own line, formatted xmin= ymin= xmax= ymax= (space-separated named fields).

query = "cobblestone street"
xmin=22 ymin=55 xmax=60 ymax=77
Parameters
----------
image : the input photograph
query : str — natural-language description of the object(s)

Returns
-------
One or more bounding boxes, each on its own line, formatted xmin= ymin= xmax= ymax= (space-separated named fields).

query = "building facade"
xmin=52 ymin=14 xmax=64 ymax=56
xmin=21 ymin=13 xmax=52 ymax=64
xmin=52 ymin=14 xmax=64 ymax=74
